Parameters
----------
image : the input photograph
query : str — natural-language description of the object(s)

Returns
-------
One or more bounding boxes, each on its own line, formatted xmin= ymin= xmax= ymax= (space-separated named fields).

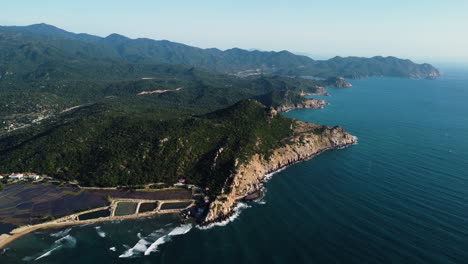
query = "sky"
xmin=2 ymin=0 xmax=468 ymax=64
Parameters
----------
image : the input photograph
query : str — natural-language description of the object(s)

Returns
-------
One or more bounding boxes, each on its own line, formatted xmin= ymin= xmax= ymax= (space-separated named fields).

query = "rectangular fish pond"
xmin=78 ymin=209 xmax=111 ymax=221
xmin=0 ymin=183 xmax=192 ymax=227
xmin=160 ymin=201 xmax=192 ymax=210
xmin=114 ymin=202 xmax=138 ymax=216
xmin=138 ymin=202 xmax=158 ymax=213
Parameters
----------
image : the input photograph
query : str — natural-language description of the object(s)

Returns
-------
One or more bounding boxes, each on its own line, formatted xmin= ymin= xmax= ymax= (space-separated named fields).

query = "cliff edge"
xmin=203 ymin=120 xmax=356 ymax=224
xmin=275 ymin=98 xmax=328 ymax=112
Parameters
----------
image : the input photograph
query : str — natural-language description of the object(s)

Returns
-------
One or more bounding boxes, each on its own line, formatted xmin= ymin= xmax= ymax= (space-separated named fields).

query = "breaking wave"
xmin=143 ymin=236 xmax=169 ymax=256
xmin=118 ymin=224 xmax=193 ymax=258
xmin=50 ymin=228 xmax=72 ymax=238
xmin=353 ymin=136 xmax=359 ymax=145
xmin=34 ymin=235 xmax=77 ymax=261
xmin=263 ymin=166 xmax=287 ymax=183
xmin=168 ymin=224 xmax=192 ymax=236
xmin=144 ymin=224 xmax=192 ymax=256
xmin=118 ymin=236 xmax=151 ymax=258
xmin=197 ymin=202 xmax=251 ymax=230
xmin=95 ymin=226 xmax=106 ymax=238
xmin=118 ymin=228 xmax=167 ymax=258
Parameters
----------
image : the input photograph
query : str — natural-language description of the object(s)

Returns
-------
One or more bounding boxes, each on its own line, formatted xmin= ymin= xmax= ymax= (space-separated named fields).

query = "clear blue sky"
xmin=2 ymin=0 xmax=468 ymax=63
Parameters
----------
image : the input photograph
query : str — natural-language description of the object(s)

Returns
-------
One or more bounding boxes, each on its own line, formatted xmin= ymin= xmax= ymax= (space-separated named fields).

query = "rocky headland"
xmin=275 ymin=98 xmax=328 ymax=112
xmin=326 ymin=77 xmax=353 ymax=88
xmin=203 ymin=120 xmax=356 ymax=225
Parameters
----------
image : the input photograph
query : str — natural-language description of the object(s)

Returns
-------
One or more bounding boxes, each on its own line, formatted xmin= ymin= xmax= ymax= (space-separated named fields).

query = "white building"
xmin=9 ymin=173 xmax=24 ymax=180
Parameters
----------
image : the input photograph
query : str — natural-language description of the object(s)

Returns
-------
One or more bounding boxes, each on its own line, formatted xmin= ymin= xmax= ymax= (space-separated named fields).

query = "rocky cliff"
xmin=275 ymin=98 xmax=328 ymax=112
xmin=203 ymin=120 xmax=356 ymax=224
xmin=326 ymin=77 xmax=353 ymax=87
xmin=410 ymin=67 xmax=442 ymax=79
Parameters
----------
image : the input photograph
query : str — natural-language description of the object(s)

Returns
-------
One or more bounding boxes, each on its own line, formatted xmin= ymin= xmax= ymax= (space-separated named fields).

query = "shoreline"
xmin=1 ymin=97 xmax=354 ymax=247
xmin=276 ymin=98 xmax=328 ymax=113
xmin=202 ymin=129 xmax=357 ymax=226
xmin=0 ymin=198 xmax=194 ymax=249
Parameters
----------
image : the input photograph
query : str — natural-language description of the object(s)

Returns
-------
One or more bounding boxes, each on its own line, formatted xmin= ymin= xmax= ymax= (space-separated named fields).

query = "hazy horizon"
xmin=2 ymin=0 xmax=468 ymax=65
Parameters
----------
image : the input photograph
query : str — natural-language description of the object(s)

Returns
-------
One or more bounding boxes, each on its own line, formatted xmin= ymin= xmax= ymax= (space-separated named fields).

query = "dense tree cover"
xmin=0 ymin=100 xmax=293 ymax=196
xmin=253 ymin=90 xmax=308 ymax=109
xmin=0 ymin=23 xmax=440 ymax=79
xmin=0 ymin=23 xmax=441 ymax=196
xmin=0 ymin=60 xmax=326 ymax=130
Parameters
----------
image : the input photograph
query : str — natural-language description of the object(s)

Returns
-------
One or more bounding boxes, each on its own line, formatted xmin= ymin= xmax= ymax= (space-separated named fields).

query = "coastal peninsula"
xmin=204 ymin=120 xmax=356 ymax=224
xmin=0 ymin=23 xmax=441 ymax=251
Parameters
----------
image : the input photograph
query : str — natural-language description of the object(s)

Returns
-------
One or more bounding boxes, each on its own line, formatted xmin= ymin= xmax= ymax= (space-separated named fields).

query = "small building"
xmin=204 ymin=196 xmax=210 ymax=203
xmin=9 ymin=173 xmax=24 ymax=180
xmin=27 ymin=175 xmax=41 ymax=180
xmin=178 ymin=179 xmax=186 ymax=184
xmin=0 ymin=175 xmax=3 ymax=180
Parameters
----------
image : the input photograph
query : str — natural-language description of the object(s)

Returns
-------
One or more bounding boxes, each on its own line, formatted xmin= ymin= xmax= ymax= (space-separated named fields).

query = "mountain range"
xmin=0 ymin=23 xmax=442 ymax=197
xmin=0 ymin=23 xmax=441 ymax=79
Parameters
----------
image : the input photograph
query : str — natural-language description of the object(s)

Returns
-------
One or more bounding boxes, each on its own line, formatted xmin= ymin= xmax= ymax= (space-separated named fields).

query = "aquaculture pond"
xmin=78 ymin=209 xmax=111 ymax=221
xmin=114 ymin=203 xmax=138 ymax=216
xmin=0 ymin=223 xmax=16 ymax=234
xmin=0 ymin=184 xmax=192 ymax=227
xmin=160 ymin=202 xmax=192 ymax=210
xmin=0 ymin=184 xmax=108 ymax=226
xmin=138 ymin=202 xmax=158 ymax=213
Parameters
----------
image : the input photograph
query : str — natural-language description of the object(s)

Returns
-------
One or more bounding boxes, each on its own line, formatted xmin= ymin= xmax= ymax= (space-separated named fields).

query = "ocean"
xmin=1 ymin=67 xmax=467 ymax=263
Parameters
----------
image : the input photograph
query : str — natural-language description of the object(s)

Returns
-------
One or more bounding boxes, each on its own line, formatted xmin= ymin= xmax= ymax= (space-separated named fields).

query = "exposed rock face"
xmin=303 ymin=87 xmax=330 ymax=96
xmin=412 ymin=68 xmax=442 ymax=79
xmin=275 ymin=98 xmax=328 ymax=112
xmin=327 ymin=77 xmax=353 ymax=87
xmin=203 ymin=121 xmax=356 ymax=224
xmin=408 ymin=63 xmax=443 ymax=79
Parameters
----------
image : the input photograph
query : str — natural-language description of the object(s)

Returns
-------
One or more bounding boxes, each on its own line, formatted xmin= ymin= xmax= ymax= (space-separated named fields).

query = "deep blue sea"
xmin=1 ymin=68 xmax=468 ymax=263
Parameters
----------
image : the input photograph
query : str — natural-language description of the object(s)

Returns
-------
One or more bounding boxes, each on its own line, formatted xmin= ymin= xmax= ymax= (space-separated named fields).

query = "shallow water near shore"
xmin=1 ymin=68 xmax=468 ymax=263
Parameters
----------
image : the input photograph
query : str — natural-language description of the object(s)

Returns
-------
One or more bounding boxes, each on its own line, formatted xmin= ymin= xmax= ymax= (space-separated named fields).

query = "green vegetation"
xmin=0 ymin=23 xmax=440 ymax=80
xmin=0 ymin=23 xmax=441 ymax=198
xmin=30 ymin=214 xmax=55 ymax=223
xmin=0 ymin=100 xmax=293 ymax=196
xmin=253 ymin=90 xmax=308 ymax=109
xmin=62 ymin=189 xmax=84 ymax=196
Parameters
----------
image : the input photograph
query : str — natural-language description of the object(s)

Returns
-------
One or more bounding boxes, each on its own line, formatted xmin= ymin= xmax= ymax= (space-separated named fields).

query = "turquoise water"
xmin=1 ymin=68 xmax=468 ymax=263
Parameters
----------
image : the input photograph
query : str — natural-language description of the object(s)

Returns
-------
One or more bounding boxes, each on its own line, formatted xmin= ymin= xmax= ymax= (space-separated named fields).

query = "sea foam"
xmin=95 ymin=226 xmax=106 ymax=238
xmin=119 ymin=227 xmax=176 ymax=258
xmin=197 ymin=202 xmax=251 ymax=230
xmin=50 ymin=228 xmax=72 ymax=238
xmin=118 ymin=237 xmax=151 ymax=258
xmin=144 ymin=224 xmax=193 ymax=256
xmin=35 ymin=235 xmax=77 ymax=261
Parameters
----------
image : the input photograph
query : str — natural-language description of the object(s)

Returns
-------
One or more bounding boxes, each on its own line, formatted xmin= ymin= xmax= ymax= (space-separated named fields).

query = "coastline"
xmin=0 ymin=92 xmax=354 ymax=246
xmin=202 ymin=121 xmax=356 ymax=225
xmin=201 ymin=140 xmax=356 ymax=227
xmin=0 ymin=198 xmax=194 ymax=249
xmin=275 ymin=98 xmax=328 ymax=112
